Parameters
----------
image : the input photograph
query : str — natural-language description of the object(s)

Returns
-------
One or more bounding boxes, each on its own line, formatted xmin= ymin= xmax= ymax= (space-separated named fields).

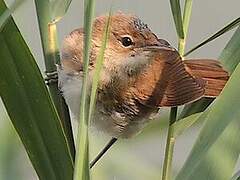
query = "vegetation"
xmin=0 ymin=0 xmax=240 ymax=180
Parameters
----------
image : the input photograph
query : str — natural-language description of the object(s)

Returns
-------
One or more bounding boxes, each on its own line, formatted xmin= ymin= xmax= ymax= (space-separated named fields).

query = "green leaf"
xmin=0 ymin=1 xmax=74 ymax=179
xmin=171 ymin=112 xmax=202 ymax=138
xmin=34 ymin=0 xmax=75 ymax=159
xmin=176 ymin=51 xmax=240 ymax=180
xmin=178 ymin=98 xmax=213 ymax=119
xmin=182 ymin=0 xmax=192 ymax=37
xmin=176 ymin=19 xmax=240 ymax=179
xmin=161 ymin=1 xmax=192 ymax=179
xmin=170 ymin=0 xmax=184 ymax=39
xmin=180 ymin=25 xmax=240 ymax=118
xmin=178 ymin=0 xmax=193 ymax=56
xmin=231 ymin=171 xmax=240 ymax=180
xmin=49 ymin=0 xmax=72 ymax=22
xmin=0 ymin=0 xmax=25 ymax=31
xmin=74 ymin=0 xmax=95 ymax=179
xmin=184 ymin=17 xmax=240 ymax=56
xmin=220 ymin=26 xmax=240 ymax=73
xmin=177 ymin=27 xmax=240 ymax=174
xmin=89 ymin=10 xmax=112 ymax=120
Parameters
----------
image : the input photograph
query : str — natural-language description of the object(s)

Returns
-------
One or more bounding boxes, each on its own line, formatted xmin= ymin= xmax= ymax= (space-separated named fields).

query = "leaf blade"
xmin=0 ymin=1 xmax=74 ymax=179
xmin=50 ymin=0 xmax=72 ymax=22
xmin=0 ymin=0 xmax=25 ymax=31
xmin=176 ymin=28 xmax=240 ymax=180
xmin=184 ymin=17 xmax=240 ymax=56
xmin=89 ymin=10 xmax=111 ymax=121
xmin=170 ymin=0 xmax=184 ymax=39
xmin=73 ymin=0 xmax=96 ymax=179
xmin=220 ymin=26 xmax=240 ymax=73
xmin=180 ymin=25 xmax=240 ymax=118
xmin=171 ymin=112 xmax=202 ymax=138
xmin=34 ymin=0 xmax=75 ymax=160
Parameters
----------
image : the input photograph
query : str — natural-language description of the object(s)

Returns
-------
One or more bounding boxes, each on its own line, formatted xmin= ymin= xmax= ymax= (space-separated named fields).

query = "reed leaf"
xmin=182 ymin=0 xmax=192 ymax=37
xmin=220 ymin=26 xmax=240 ymax=73
xmin=73 ymin=0 xmax=95 ymax=179
xmin=89 ymin=11 xmax=111 ymax=120
xmin=162 ymin=1 xmax=193 ymax=179
xmin=0 ymin=1 xmax=74 ymax=179
xmin=176 ymin=63 xmax=240 ymax=180
xmin=176 ymin=26 xmax=240 ymax=180
xmin=184 ymin=17 xmax=240 ymax=56
xmin=169 ymin=0 xmax=184 ymax=39
xmin=34 ymin=0 xmax=75 ymax=159
xmin=180 ymin=25 xmax=240 ymax=118
xmin=49 ymin=0 xmax=72 ymax=22
xmin=171 ymin=112 xmax=202 ymax=138
xmin=179 ymin=0 xmax=192 ymax=55
xmin=0 ymin=0 xmax=24 ymax=31
xmin=231 ymin=170 xmax=240 ymax=180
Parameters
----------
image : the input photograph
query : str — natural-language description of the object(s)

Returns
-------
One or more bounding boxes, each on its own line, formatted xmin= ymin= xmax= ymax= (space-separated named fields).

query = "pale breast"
xmin=92 ymin=100 xmax=156 ymax=138
xmin=58 ymin=67 xmax=157 ymax=138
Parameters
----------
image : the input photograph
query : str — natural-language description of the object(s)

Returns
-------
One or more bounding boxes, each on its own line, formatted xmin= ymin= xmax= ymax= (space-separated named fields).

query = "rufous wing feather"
xmin=131 ymin=49 xmax=206 ymax=108
xmin=184 ymin=59 xmax=229 ymax=97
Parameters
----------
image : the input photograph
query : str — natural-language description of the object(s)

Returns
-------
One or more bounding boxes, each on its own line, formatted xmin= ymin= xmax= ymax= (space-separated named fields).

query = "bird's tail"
xmin=184 ymin=59 xmax=229 ymax=97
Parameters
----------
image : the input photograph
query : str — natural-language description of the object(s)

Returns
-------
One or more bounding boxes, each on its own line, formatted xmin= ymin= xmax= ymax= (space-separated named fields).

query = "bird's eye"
xmin=121 ymin=36 xmax=134 ymax=47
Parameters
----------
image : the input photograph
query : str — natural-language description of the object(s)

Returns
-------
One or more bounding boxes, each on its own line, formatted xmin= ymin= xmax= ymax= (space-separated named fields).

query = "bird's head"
xmin=61 ymin=12 xmax=175 ymax=88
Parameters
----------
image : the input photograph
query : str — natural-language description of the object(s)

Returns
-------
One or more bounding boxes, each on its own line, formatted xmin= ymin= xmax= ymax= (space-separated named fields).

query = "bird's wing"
xmin=131 ymin=49 xmax=205 ymax=107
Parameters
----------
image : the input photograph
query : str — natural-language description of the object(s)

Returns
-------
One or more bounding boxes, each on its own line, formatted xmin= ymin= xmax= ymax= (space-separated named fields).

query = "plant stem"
xmin=73 ymin=0 xmax=95 ymax=179
xmin=162 ymin=1 xmax=193 ymax=179
xmin=34 ymin=0 xmax=75 ymax=162
xmin=178 ymin=38 xmax=185 ymax=57
xmin=162 ymin=107 xmax=178 ymax=180
xmin=90 ymin=138 xmax=117 ymax=169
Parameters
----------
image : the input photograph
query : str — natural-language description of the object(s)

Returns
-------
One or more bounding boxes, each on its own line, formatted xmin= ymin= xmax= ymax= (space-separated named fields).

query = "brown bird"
xmin=58 ymin=12 xmax=229 ymax=139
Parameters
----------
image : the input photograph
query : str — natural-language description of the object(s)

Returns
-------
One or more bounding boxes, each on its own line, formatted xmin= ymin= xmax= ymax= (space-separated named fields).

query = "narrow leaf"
xmin=161 ymin=1 xmax=190 ymax=179
xmin=220 ymin=26 xmax=240 ymax=73
xmin=34 ymin=0 xmax=75 ymax=159
xmin=176 ymin=50 xmax=240 ymax=180
xmin=178 ymin=98 xmax=213 ymax=119
xmin=0 ymin=0 xmax=24 ymax=31
xmin=170 ymin=0 xmax=184 ymax=39
xmin=178 ymin=0 xmax=193 ymax=56
xmin=231 ymin=170 xmax=240 ymax=180
xmin=184 ymin=17 xmax=240 ymax=56
xmin=182 ymin=0 xmax=193 ymax=36
xmin=74 ymin=0 xmax=95 ymax=179
xmin=89 ymin=11 xmax=111 ymax=119
xmin=171 ymin=112 xmax=202 ymax=138
xmin=0 ymin=1 xmax=74 ymax=179
xmin=49 ymin=0 xmax=72 ymax=22
xmin=180 ymin=25 xmax=240 ymax=118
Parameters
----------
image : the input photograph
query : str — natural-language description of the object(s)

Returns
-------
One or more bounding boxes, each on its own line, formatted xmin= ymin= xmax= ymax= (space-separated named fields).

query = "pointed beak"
xmin=143 ymin=45 xmax=176 ymax=52
xmin=143 ymin=39 xmax=176 ymax=52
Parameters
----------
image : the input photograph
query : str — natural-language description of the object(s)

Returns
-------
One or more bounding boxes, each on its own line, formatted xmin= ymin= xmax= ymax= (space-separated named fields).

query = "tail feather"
xmin=184 ymin=59 xmax=229 ymax=97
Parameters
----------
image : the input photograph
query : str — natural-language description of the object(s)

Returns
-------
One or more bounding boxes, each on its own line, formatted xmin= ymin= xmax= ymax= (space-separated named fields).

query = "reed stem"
xmin=162 ymin=1 xmax=193 ymax=179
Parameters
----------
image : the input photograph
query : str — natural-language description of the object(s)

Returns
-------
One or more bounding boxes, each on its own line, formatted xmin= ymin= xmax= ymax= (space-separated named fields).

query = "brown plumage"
xmin=59 ymin=12 xmax=229 ymax=138
xmin=184 ymin=59 xmax=229 ymax=97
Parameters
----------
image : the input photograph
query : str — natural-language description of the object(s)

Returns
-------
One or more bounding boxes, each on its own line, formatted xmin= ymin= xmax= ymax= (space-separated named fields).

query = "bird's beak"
xmin=143 ymin=39 xmax=176 ymax=52
xmin=143 ymin=45 xmax=176 ymax=52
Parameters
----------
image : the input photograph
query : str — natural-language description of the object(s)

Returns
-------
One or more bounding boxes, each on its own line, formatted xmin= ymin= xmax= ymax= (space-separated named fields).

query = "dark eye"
xmin=121 ymin=36 xmax=133 ymax=47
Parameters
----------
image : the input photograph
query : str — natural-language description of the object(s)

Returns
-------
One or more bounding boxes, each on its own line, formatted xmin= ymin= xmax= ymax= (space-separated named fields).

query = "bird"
xmin=58 ymin=12 xmax=229 ymax=139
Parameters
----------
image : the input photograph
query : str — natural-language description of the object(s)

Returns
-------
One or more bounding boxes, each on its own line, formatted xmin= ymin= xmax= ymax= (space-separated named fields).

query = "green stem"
xmin=162 ymin=107 xmax=178 ymax=180
xmin=34 ymin=1 xmax=75 ymax=162
xmin=178 ymin=38 xmax=185 ymax=57
xmin=182 ymin=0 xmax=193 ymax=37
xmin=162 ymin=1 xmax=193 ymax=179
xmin=74 ymin=0 xmax=95 ymax=179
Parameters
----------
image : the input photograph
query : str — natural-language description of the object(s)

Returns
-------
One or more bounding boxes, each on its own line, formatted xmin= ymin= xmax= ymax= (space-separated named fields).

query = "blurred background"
xmin=1 ymin=0 xmax=240 ymax=179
